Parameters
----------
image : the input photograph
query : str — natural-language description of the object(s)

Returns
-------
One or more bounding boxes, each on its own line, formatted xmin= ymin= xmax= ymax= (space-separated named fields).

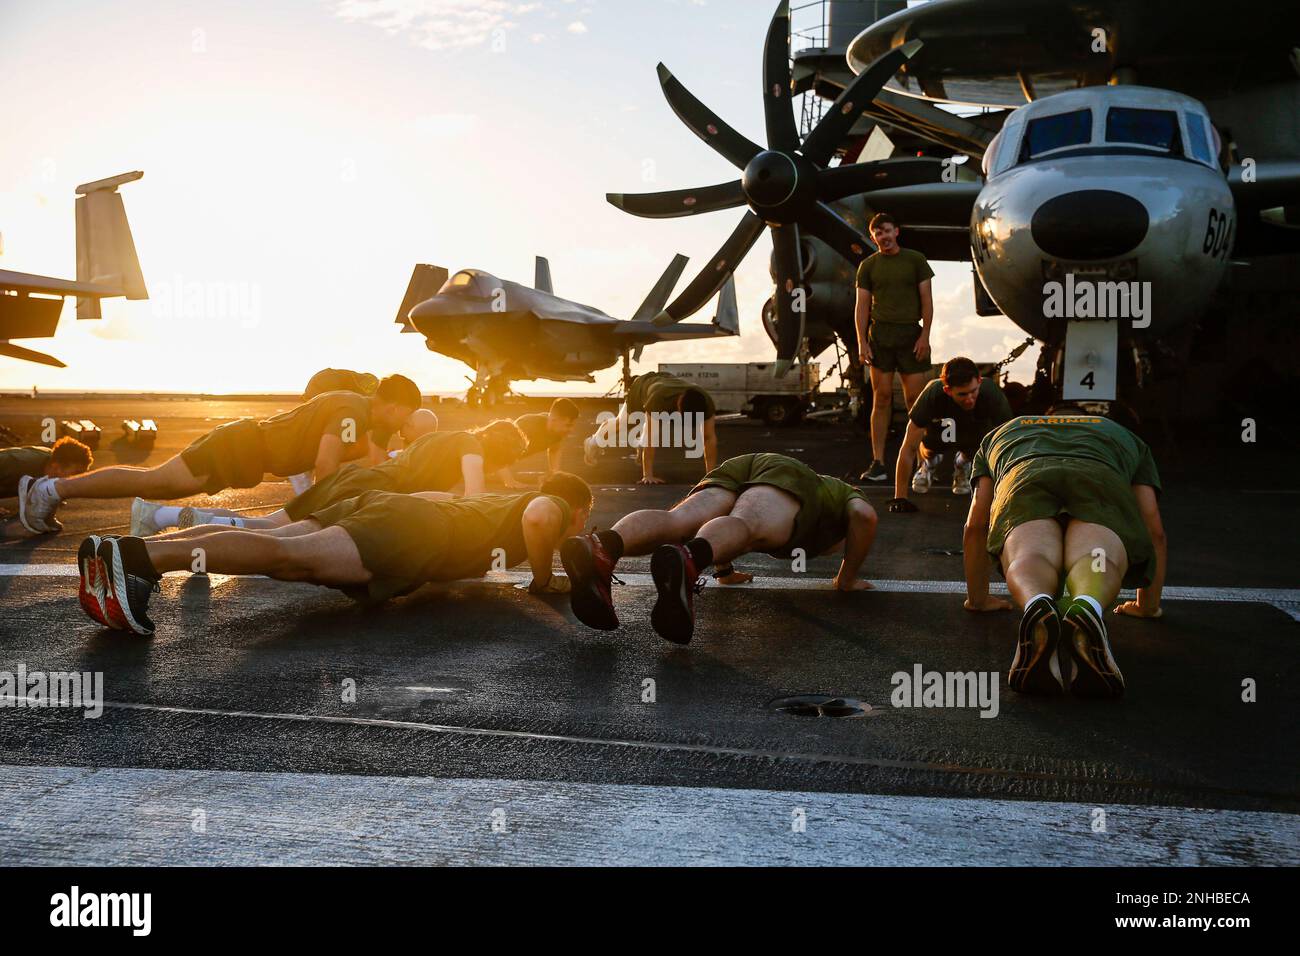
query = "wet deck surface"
xmin=1 ymin=396 xmax=1297 ymax=864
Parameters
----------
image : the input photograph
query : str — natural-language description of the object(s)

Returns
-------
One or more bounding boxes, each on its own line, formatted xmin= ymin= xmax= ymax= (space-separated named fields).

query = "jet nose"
xmin=1030 ymin=190 xmax=1148 ymax=260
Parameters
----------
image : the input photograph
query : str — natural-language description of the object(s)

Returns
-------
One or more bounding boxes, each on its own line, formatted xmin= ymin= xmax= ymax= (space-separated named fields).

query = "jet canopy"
xmin=438 ymin=270 xmax=498 ymax=299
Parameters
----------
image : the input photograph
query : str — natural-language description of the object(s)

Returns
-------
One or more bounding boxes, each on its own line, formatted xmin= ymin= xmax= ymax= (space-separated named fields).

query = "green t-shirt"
xmin=909 ymin=378 xmax=1013 ymax=452
xmin=303 ymin=369 xmax=378 ymax=400
xmin=260 ymin=391 xmax=375 ymax=476
xmin=794 ymin=476 xmax=867 ymax=557
xmin=514 ymin=413 xmax=562 ymax=456
xmin=855 ymin=247 xmax=934 ymax=336
xmin=434 ymin=492 xmax=572 ymax=581
xmin=0 ymin=446 xmax=52 ymax=497
xmin=972 ymin=415 xmax=1162 ymax=491
xmin=626 ymin=372 xmax=716 ymax=418
xmin=383 ymin=430 xmax=483 ymax=493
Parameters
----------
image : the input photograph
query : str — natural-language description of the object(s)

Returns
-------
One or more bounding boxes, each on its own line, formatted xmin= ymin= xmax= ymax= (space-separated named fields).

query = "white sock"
xmin=1027 ymin=592 xmax=1054 ymax=610
xmin=1074 ymin=594 xmax=1104 ymax=619
xmin=154 ymin=506 xmax=182 ymax=526
xmin=204 ymin=515 xmax=245 ymax=528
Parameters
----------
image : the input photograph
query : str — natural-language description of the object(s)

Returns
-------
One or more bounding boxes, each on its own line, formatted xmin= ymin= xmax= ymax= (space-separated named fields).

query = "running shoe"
xmin=859 ymin=460 xmax=889 ymax=482
xmin=560 ymin=532 xmax=619 ymax=630
xmin=76 ymin=534 xmax=113 ymax=627
xmin=649 ymin=543 xmax=705 ymax=645
xmin=1062 ymin=598 xmax=1125 ymax=698
xmin=97 ymin=536 xmax=160 ymax=636
xmin=1009 ymin=594 xmax=1065 ymax=695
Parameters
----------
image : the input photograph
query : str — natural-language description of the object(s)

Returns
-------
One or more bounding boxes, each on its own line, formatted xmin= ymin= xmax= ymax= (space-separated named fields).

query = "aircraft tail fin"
xmin=535 ymin=256 xmax=553 ymax=294
xmin=632 ymin=254 xmax=689 ymax=323
xmin=74 ymin=171 xmax=147 ymax=319
xmin=395 ymin=264 xmax=449 ymax=331
xmin=713 ymin=274 xmax=738 ymax=334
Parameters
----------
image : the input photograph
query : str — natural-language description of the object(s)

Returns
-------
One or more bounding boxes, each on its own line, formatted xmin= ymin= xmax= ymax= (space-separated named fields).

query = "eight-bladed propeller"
xmin=606 ymin=1 xmax=926 ymax=375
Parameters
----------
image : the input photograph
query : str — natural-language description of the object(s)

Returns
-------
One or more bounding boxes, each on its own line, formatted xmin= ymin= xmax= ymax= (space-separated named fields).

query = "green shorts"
xmin=869 ymin=324 xmax=929 ymax=375
xmin=689 ymin=453 xmax=823 ymax=558
xmin=311 ymin=491 xmax=454 ymax=604
xmin=283 ymin=465 xmax=397 ymax=521
xmin=180 ymin=419 xmax=267 ymax=494
xmin=987 ymin=456 xmax=1156 ymax=590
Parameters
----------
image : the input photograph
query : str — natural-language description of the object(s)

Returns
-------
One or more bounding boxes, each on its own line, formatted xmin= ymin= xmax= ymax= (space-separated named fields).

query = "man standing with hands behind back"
xmin=855 ymin=213 xmax=935 ymax=483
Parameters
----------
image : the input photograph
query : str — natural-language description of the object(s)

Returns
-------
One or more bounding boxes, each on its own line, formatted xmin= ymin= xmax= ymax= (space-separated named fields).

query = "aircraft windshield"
xmin=439 ymin=271 xmax=492 ymax=297
xmin=1021 ymin=109 xmax=1092 ymax=160
xmin=1106 ymin=107 xmax=1181 ymax=154
xmin=1184 ymin=112 xmax=1215 ymax=165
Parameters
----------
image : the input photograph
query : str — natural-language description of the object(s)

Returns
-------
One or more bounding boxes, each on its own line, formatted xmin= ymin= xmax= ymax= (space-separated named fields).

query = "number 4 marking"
xmin=1080 ymin=371 xmax=1095 ymax=390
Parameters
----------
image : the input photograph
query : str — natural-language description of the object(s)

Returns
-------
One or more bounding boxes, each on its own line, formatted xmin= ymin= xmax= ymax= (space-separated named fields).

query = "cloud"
xmin=566 ymin=20 xmax=588 ymax=34
xmin=333 ymin=0 xmax=549 ymax=50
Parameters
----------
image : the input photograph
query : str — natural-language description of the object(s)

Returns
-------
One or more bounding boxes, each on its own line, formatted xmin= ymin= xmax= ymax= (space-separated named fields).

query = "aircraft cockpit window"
xmin=1021 ymin=109 xmax=1092 ymax=160
xmin=1105 ymin=107 xmax=1182 ymax=155
xmin=439 ymin=271 xmax=492 ymax=298
xmin=1184 ymin=112 xmax=1215 ymax=165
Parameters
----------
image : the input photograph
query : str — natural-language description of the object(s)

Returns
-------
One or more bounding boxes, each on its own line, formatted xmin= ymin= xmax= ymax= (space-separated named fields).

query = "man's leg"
xmin=144 ymin=525 xmax=368 ymax=584
xmin=1062 ymin=520 xmax=1128 ymax=606
xmin=611 ymin=488 xmax=736 ymax=557
xmin=560 ymin=487 xmax=736 ymax=630
xmin=1060 ymin=520 xmax=1128 ymax=698
xmin=693 ymin=485 xmax=799 ymax=568
xmin=1000 ymin=518 xmax=1064 ymax=608
xmin=1001 ymin=518 xmax=1068 ymax=695
xmin=146 ymin=513 xmax=308 ymax=543
xmin=56 ymin=454 xmax=207 ymax=500
xmin=649 ymin=485 xmax=799 ymax=644
xmin=900 ymin=371 xmax=927 ymax=412
xmin=867 ymin=367 xmax=894 ymax=468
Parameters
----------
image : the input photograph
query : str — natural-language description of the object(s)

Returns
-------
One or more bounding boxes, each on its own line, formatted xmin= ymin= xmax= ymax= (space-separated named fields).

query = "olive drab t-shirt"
xmin=794 ymin=476 xmax=867 ymax=557
xmin=303 ymin=369 xmax=378 ymax=400
xmin=259 ymin=391 xmax=374 ymax=477
xmin=909 ymin=378 xmax=1013 ymax=451
xmin=855 ymin=248 xmax=935 ymax=346
xmin=626 ymin=372 xmax=717 ymax=418
xmin=513 ymin=413 xmax=562 ymax=456
xmin=383 ymin=430 xmax=483 ymax=493
xmin=429 ymin=492 xmax=573 ymax=582
xmin=0 ymin=446 xmax=52 ymax=497
xmin=972 ymin=415 xmax=1162 ymax=491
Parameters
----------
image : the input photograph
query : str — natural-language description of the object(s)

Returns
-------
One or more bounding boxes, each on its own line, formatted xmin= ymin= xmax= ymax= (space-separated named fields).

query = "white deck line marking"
xmin=4 ymin=563 xmax=1299 ymax=618
xmin=1 ymin=765 xmax=1295 ymax=866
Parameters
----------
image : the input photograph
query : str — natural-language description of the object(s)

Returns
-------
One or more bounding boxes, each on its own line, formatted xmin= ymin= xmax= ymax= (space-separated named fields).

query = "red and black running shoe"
xmin=77 ymin=534 xmax=113 ymax=628
xmin=560 ymin=532 xmax=620 ymax=630
xmin=97 ymin=536 xmax=160 ymax=636
xmin=649 ymin=543 xmax=706 ymax=645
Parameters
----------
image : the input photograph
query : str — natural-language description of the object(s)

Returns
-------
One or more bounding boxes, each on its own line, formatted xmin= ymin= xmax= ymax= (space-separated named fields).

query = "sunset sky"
xmin=0 ymin=0 xmax=1034 ymax=394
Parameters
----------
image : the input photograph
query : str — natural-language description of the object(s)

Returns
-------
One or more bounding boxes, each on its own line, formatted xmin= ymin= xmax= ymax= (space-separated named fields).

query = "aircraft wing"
xmin=611 ymin=322 xmax=729 ymax=345
xmin=857 ymin=181 xmax=981 ymax=261
xmin=0 ymin=269 xmax=127 ymax=298
xmin=1229 ymin=160 xmax=1300 ymax=212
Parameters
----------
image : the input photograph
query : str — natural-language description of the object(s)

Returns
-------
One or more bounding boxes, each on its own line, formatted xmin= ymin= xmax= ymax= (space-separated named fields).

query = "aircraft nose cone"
xmin=1031 ymin=190 xmax=1148 ymax=260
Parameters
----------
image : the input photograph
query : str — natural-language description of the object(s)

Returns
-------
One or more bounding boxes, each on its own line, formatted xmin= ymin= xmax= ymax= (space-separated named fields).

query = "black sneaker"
xmin=1063 ymin=599 xmax=1125 ymax=698
xmin=97 ymin=536 xmax=160 ymax=636
xmin=559 ymin=532 xmax=619 ymax=631
xmin=859 ymin=461 xmax=889 ymax=482
xmin=649 ymin=543 xmax=705 ymax=645
xmin=1009 ymin=595 xmax=1065 ymax=695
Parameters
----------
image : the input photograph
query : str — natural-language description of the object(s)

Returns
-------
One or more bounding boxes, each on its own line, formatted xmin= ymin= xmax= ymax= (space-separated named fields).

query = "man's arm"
xmin=854 ymin=288 xmax=873 ymax=365
xmin=496 ymin=466 xmax=527 ymax=489
xmin=521 ymin=496 xmax=565 ymax=592
xmin=833 ymin=498 xmax=878 ymax=592
xmin=702 ymin=417 xmax=718 ymax=473
xmin=313 ymin=434 xmax=345 ymax=480
xmin=963 ymin=476 xmax=1010 ymax=611
xmin=1117 ymin=484 xmax=1166 ymax=617
xmin=894 ymin=421 xmax=926 ymax=500
xmin=460 ymin=454 xmax=486 ymax=497
xmin=639 ymin=444 xmax=662 ymax=484
xmin=915 ymin=278 xmax=934 ymax=359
